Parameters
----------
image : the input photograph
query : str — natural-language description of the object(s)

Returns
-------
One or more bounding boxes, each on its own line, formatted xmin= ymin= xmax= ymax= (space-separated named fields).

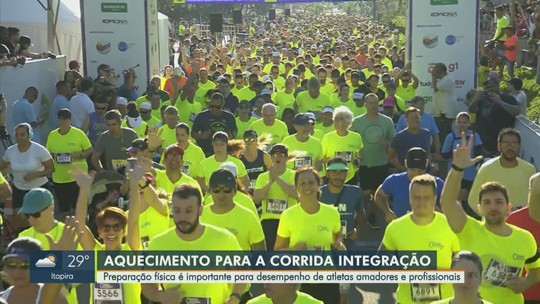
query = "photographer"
xmin=467 ymin=72 xmax=519 ymax=155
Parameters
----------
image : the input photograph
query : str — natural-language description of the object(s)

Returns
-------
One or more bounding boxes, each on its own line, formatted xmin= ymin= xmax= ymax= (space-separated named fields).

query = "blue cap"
xmin=19 ymin=188 xmax=54 ymax=214
xmin=3 ymin=237 xmax=42 ymax=261
xmin=261 ymin=88 xmax=272 ymax=95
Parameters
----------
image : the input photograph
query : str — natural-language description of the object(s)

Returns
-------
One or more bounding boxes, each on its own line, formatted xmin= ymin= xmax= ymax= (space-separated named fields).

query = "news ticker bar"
xmin=96 ymin=270 xmax=465 ymax=284
xmin=173 ymin=0 xmax=342 ymax=4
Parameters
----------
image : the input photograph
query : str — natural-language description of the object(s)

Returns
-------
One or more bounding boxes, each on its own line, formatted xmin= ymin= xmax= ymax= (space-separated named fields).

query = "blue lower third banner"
xmin=30 ymin=251 xmax=95 ymax=283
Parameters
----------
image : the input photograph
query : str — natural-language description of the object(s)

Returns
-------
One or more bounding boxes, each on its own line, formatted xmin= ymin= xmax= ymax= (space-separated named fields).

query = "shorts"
xmin=12 ymin=182 xmax=50 ymax=210
xmin=261 ymin=219 xmax=280 ymax=251
xmin=53 ymin=181 xmax=80 ymax=212
xmin=358 ymin=165 xmax=389 ymax=191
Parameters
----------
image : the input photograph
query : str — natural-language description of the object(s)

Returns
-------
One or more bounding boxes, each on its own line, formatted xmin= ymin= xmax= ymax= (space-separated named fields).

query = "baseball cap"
xmin=507 ymin=77 xmax=523 ymax=90
xmin=3 ymin=238 xmax=42 ymax=261
xmin=219 ymin=162 xmax=238 ymax=178
xmin=57 ymin=108 xmax=72 ymax=119
xmin=19 ymin=188 xmax=53 ymax=214
xmin=406 ymin=148 xmax=428 ymax=170
xmin=243 ymin=129 xmax=258 ymax=139
xmin=212 ymin=131 xmax=229 ymax=143
xmin=383 ymin=97 xmax=395 ymax=108
xmin=127 ymin=108 xmax=142 ymax=128
xmin=321 ymin=106 xmax=334 ymax=114
xmin=127 ymin=138 xmax=148 ymax=153
xmin=209 ymin=169 xmax=236 ymax=189
xmin=140 ymin=102 xmax=151 ymax=111
xmin=352 ymin=92 xmax=365 ymax=100
xmin=116 ymin=97 xmax=128 ymax=106
xmin=164 ymin=144 xmax=184 ymax=157
xmin=293 ymin=113 xmax=310 ymax=125
xmin=270 ymin=144 xmax=288 ymax=156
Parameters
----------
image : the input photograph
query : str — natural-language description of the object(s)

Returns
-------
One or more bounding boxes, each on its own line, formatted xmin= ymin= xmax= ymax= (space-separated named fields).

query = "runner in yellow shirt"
xmin=236 ymin=100 xmax=257 ymax=140
xmin=315 ymin=106 xmax=335 ymax=135
xmin=154 ymin=144 xmax=201 ymax=196
xmin=440 ymin=133 xmax=540 ymax=304
xmin=294 ymin=77 xmax=331 ymax=114
xmin=380 ymin=174 xmax=460 ymax=304
xmin=249 ymin=104 xmax=289 ymax=144
xmin=281 ymin=114 xmax=323 ymax=173
xmin=143 ymin=184 xmax=246 ymax=303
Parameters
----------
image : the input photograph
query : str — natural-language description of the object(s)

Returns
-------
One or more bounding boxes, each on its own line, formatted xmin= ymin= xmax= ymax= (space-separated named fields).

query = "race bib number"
xmin=93 ymin=283 xmax=123 ymax=304
xmin=266 ymin=199 xmax=288 ymax=214
xmin=410 ymin=283 xmax=441 ymax=302
xmin=483 ymin=259 xmax=521 ymax=287
xmin=294 ymin=156 xmax=312 ymax=169
xmin=335 ymin=151 xmax=353 ymax=162
xmin=181 ymin=298 xmax=210 ymax=304
xmin=111 ymin=159 xmax=127 ymax=172
xmin=56 ymin=153 xmax=72 ymax=164
xmin=181 ymin=165 xmax=190 ymax=175
xmin=341 ymin=220 xmax=347 ymax=236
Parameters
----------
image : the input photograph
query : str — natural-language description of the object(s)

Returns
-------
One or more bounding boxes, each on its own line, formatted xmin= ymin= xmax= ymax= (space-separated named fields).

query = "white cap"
xmin=321 ymin=106 xmax=334 ymax=114
xmin=334 ymin=57 xmax=342 ymax=63
xmin=219 ymin=162 xmax=238 ymax=177
xmin=140 ymin=102 xmax=151 ymax=110
xmin=116 ymin=97 xmax=128 ymax=106
xmin=353 ymin=92 xmax=365 ymax=100
xmin=127 ymin=116 xmax=142 ymax=128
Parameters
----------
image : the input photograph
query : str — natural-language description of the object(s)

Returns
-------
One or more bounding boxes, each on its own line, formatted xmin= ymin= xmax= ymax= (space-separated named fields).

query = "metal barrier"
xmin=194 ymin=24 xmax=238 ymax=40
xmin=515 ymin=114 xmax=540 ymax=170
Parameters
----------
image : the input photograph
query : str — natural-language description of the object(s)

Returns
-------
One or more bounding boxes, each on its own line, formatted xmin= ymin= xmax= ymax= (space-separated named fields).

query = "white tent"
xmin=0 ymin=0 xmax=83 ymax=65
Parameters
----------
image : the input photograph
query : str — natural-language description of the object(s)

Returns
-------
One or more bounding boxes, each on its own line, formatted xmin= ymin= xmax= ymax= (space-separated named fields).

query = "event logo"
xmin=102 ymin=19 xmax=128 ymax=24
xmin=96 ymin=41 xmax=111 ymax=55
xmin=445 ymin=35 xmax=456 ymax=45
xmin=423 ymin=35 xmax=438 ymax=48
xmin=101 ymin=3 xmax=128 ymax=13
xmin=430 ymin=12 xmax=457 ymax=17
xmin=431 ymin=0 xmax=458 ymax=5
xmin=118 ymin=42 xmax=128 ymax=52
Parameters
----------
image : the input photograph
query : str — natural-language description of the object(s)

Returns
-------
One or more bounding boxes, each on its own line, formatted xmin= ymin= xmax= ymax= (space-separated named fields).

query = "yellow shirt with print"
xmin=46 ymin=127 xmax=92 ymax=183
xmin=175 ymin=95 xmax=202 ymax=127
xmin=147 ymin=225 xmax=242 ymax=303
xmin=203 ymin=191 xmax=259 ymax=219
xmin=159 ymin=142 xmax=205 ymax=178
xmin=295 ymin=91 xmax=331 ymax=113
xmin=431 ymin=299 xmax=492 ymax=304
xmin=200 ymin=204 xmax=264 ymax=250
xmin=197 ymin=155 xmax=248 ymax=184
xmin=277 ymin=203 xmax=341 ymax=251
xmin=235 ymin=117 xmax=258 ymax=140
xmin=281 ymin=135 xmax=323 ymax=172
xmin=255 ymin=168 xmax=297 ymax=220
xmin=157 ymin=124 xmax=177 ymax=149
xmin=457 ymin=216 xmax=540 ymax=304
xmin=247 ymin=291 xmax=323 ymax=303
xmin=382 ymin=212 xmax=459 ymax=304
xmin=321 ymin=131 xmax=363 ymax=182
xmin=154 ymin=169 xmax=202 ymax=196
xmin=249 ymin=118 xmax=289 ymax=144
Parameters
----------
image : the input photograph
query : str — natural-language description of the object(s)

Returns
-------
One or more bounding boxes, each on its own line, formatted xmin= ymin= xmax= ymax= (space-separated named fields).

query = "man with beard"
xmin=440 ymin=132 xmax=540 ymax=304
xmin=143 ymin=184 xmax=246 ymax=304
xmin=154 ymin=144 xmax=201 ymax=196
xmin=468 ymin=128 xmax=535 ymax=212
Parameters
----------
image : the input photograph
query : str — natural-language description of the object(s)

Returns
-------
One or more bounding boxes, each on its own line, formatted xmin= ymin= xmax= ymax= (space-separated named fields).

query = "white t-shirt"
xmin=3 ymin=142 xmax=52 ymax=190
xmin=512 ymin=90 xmax=527 ymax=116
xmin=69 ymin=92 xmax=95 ymax=128
xmin=430 ymin=74 xmax=457 ymax=118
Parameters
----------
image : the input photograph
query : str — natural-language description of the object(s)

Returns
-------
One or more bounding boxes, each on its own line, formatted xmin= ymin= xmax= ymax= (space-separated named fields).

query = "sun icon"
xmin=47 ymin=254 xmax=56 ymax=263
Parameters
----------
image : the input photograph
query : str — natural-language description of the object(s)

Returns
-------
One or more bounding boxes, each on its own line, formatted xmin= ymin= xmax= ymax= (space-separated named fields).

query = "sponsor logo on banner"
xmin=118 ymin=42 xmax=128 ymax=52
xmin=96 ymin=41 xmax=111 ymax=54
xmin=431 ymin=12 xmax=457 ymax=17
xmin=102 ymin=19 xmax=128 ymax=24
xmin=455 ymin=79 xmax=466 ymax=88
xmin=101 ymin=3 xmax=128 ymax=13
xmin=423 ymin=35 xmax=438 ymax=48
xmin=445 ymin=35 xmax=457 ymax=45
xmin=431 ymin=0 xmax=458 ymax=5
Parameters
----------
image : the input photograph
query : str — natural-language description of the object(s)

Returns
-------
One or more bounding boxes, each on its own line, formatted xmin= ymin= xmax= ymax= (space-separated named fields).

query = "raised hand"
xmin=452 ymin=132 xmax=483 ymax=170
xmin=46 ymin=216 xmax=78 ymax=251
xmin=73 ymin=170 xmax=95 ymax=189
xmin=147 ymin=128 xmax=163 ymax=150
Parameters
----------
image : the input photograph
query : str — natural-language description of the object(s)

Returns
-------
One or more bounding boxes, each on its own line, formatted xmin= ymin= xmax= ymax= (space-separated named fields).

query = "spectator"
xmin=430 ymin=63 xmax=456 ymax=141
xmin=70 ymin=78 xmax=95 ymax=128
xmin=17 ymin=35 xmax=52 ymax=59
xmin=5 ymin=27 xmax=20 ymax=56
xmin=506 ymin=77 xmax=527 ymax=116
xmin=81 ymin=95 xmax=109 ymax=145
xmin=12 ymin=87 xmax=44 ymax=128
xmin=48 ymin=81 xmax=71 ymax=131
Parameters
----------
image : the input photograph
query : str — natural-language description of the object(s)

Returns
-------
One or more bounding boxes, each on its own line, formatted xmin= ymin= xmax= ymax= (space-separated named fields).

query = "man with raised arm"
xmin=440 ymin=132 xmax=540 ymax=304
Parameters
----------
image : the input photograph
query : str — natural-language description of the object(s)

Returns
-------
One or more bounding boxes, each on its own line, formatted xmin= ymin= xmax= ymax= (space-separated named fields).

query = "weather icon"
xmin=35 ymin=254 xmax=56 ymax=267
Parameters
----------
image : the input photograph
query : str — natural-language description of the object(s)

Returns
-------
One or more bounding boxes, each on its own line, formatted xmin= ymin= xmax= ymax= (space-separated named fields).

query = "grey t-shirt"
xmin=350 ymin=113 xmax=395 ymax=167
xmin=94 ymin=128 xmax=138 ymax=172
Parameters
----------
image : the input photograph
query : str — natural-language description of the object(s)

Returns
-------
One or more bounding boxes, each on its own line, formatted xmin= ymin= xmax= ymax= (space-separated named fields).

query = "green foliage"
xmin=500 ymin=67 xmax=540 ymax=122
xmin=379 ymin=11 xmax=406 ymax=31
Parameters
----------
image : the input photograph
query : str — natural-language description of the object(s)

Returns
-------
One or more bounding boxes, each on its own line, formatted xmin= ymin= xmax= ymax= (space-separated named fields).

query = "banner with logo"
xmin=81 ymin=0 xmax=159 ymax=97
xmin=408 ymin=0 xmax=479 ymax=115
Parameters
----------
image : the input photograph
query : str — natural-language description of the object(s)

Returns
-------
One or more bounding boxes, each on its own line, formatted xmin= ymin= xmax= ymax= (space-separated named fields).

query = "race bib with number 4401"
xmin=93 ymin=283 xmax=123 ymax=304
xmin=410 ymin=283 xmax=441 ymax=302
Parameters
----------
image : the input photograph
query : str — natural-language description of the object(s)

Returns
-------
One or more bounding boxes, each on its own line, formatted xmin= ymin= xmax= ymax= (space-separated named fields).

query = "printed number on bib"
xmin=410 ymin=283 xmax=441 ymax=302
xmin=266 ymin=199 xmax=288 ymax=214
xmin=111 ymin=159 xmax=127 ymax=171
xmin=294 ymin=156 xmax=312 ymax=169
xmin=94 ymin=283 xmax=123 ymax=304
xmin=335 ymin=151 xmax=353 ymax=162
xmin=56 ymin=153 xmax=72 ymax=164
xmin=181 ymin=297 xmax=210 ymax=304
xmin=483 ymin=259 xmax=521 ymax=287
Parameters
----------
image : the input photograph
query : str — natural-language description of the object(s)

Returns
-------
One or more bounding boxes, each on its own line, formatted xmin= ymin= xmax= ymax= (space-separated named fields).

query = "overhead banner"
xmin=408 ymin=0 xmax=479 ymax=115
xmin=81 ymin=0 xmax=160 ymax=96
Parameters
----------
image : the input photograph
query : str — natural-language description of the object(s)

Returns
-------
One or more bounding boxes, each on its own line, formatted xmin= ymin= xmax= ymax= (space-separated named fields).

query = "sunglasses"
xmin=244 ymin=138 xmax=257 ymax=142
xmin=211 ymin=186 xmax=233 ymax=194
xmin=4 ymin=262 xmax=30 ymax=270
xmin=24 ymin=206 xmax=48 ymax=219
xmin=102 ymin=223 xmax=122 ymax=232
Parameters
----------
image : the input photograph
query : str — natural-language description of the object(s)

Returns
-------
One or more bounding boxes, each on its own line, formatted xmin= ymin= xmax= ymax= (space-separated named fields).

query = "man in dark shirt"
xmin=218 ymin=78 xmax=239 ymax=114
xmin=192 ymin=92 xmax=237 ymax=156
xmin=5 ymin=27 xmax=20 ymax=56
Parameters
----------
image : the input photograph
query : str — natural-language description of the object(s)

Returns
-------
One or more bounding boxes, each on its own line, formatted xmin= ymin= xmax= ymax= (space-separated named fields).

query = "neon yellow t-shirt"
xmin=272 ymin=76 xmax=286 ymax=92
xmin=263 ymin=63 xmax=286 ymax=75
xmin=249 ymin=118 xmax=289 ymax=144
xmin=320 ymin=82 xmax=336 ymax=96
xmin=310 ymin=129 xmax=325 ymax=142
xmin=235 ymin=117 xmax=258 ymax=140
xmin=382 ymin=212 xmax=459 ymax=304
xmin=126 ymin=206 xmax=169 ymax=249
xmin=147 ymin=225 xmax=242 ymax=303
xmin=154 ymin=169 xmax=202 ymax=196
xmin=175 ymin=96 xmax=202 ymax=127
xmin=274 ymin=91 xmax=295 ymax=114
xmin=247 ymin=291 xmax=323 ymax=303
xmin=194 ymin=80 xmax=217 ymax=105
xmin=396 ymin=84 xmax=416 ymax=103
xmin=494 ymin=16 xmax=510 ymax=41
xmin=46 ymin=127 xmax=92 ymax=183
xmin=295 ymin=91 xmax=331 ymax=113
xmin=255 ymin=168 xmax=297 ymax=220
xmin=277 ymin=203 xmax=340 ymax=251
xmin=282 ymin=135 xmax=323 ymax=171
xmin=231 ymin=85 xmax=244 ymax=97
xmin=157 ymin=124 xmax=177 ymax=149
xmin=143 ymin=116 xmax=162 ymax=128
xmin=197 ymin=155 xmax=248 ymax=183
xmin=121 ymin=120 xmax=149 ymax=138
xmin=321 ymin=131 xmax=363 ymax=182
xmin=457 ymin=216 xmax=540 ymax=304
xmin=200 ymin=204 xmax=264 ymax=250
xmin=315 ymin=122 xmax=334 ymax=135
xmin=203 ymin=191 xmax=259 ymax=218
xmin=159 ymin=142 xmax=205 ymax=178
xmin=237 ymin=87 xmax=257 ymax=103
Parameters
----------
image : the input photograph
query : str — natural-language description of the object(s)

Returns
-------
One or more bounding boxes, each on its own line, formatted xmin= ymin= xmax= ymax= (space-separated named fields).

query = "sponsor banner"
xmin=81 ymin=0 xmax=159 ymax=95
xmin=408 ymin=0 xmax=479 ymax=115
